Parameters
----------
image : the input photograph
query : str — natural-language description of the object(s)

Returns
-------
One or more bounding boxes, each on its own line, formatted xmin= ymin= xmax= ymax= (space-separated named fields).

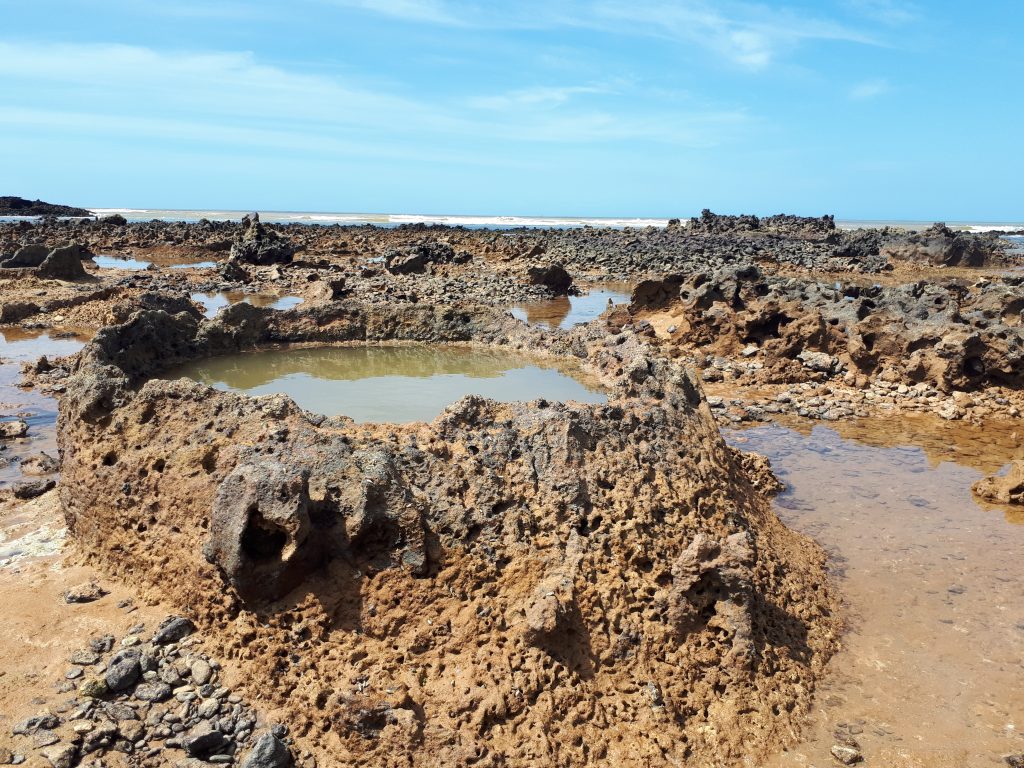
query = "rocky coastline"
xmin=1 ymin=210 xmax=1021 ymax=767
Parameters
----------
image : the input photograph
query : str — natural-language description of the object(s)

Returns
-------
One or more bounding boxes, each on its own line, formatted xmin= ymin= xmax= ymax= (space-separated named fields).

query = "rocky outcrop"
xmin=688 ymin=209 xmax=837 ymax=238
xmin=58 ymin=302 xmax=839 ymax=768
xmin=632 ymin=265 xmax=1024 ymax=393
xmin=0 ymin=242 xmax=91 ymax=280
xmin=0 ymin=196 xmax=92 ymax=217
xmin=229 ymin=213 xmax=295 ymax=265
xmin=881 ymin=223 xmax=1004 ymax=267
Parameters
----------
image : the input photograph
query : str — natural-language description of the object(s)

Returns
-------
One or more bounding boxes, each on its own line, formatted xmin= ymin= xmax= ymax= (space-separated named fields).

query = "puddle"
xmin=92 ymin=255 xmax=152 ymax=270
xmin=166 ymin=345 xmax=606 ymax=423
xmin=511 ymin=283 xmax=631 ymax=330
xmin=725 ymin=418 xmax=1024 ymax=767
xmin=0 ymin=327 xmax=89 ymax=364
xmin=168 ymin=260 xmax=218 ymax=270
xmin=0 ymin=365 xmax=59 ymax=487
xmin=190 ymin=291 xmax=305 ymax=318
xmin=0 ymin=328 xmax=91 ymax=486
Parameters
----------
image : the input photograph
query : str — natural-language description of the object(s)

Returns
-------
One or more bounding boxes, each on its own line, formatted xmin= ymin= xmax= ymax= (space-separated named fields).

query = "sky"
xmin=0 ymin=0 xmax=1021 ymax=220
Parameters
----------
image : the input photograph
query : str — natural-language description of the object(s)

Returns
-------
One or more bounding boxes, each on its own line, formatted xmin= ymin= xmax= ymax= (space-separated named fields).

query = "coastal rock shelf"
xmin=56 ymin=300 xmax=839 ymax=767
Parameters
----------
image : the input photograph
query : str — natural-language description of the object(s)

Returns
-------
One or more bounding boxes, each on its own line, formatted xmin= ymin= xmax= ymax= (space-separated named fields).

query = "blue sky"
xmin=1 ymin=0 xmax=1021 ymax=219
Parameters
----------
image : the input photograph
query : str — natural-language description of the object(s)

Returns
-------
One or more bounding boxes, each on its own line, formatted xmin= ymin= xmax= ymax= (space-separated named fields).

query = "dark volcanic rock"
xmin=104 ymin=648 xmax=142 ymax=691
xmin=0 ymin=196 xmax=91 ymax=217
xmin=152 ymin=615 xmax=196 ymax=645
xmin=11 ymin=477 xmax=56 ymax=499
xmin=383 ymin=240 xmax=470 ymax=275
xmin=240 ymin=732 xmax=292 ymax=768
xmin=37 ymin=244 xmax=90 ymax=280
xmin=230 ymin=213 xmax=295 ymax=265
xmin=527 ymin=263 xmax=574 ymax=294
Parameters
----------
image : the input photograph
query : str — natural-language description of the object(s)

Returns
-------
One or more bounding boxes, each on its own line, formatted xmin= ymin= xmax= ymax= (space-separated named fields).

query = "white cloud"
xmin=849 ymin=78 xmax=890 ymax=100
xmin=470 ymin=85 xmax=611 ymax=111
xmin=320 ymin=0 xmax=882 ymax=71
xmin=0 ymin=41 xmax=746 ymax=151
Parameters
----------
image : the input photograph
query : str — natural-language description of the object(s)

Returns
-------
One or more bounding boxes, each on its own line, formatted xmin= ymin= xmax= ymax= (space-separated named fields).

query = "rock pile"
xmin=2 ymin=616 xmax=297 ymax=768
xmin=382 ymin=240 xmax=470 ymax=275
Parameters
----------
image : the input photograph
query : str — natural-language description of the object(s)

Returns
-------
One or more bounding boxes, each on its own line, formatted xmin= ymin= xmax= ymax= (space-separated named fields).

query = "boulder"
xmin=526 ymin=263 xmax=573 ymax=294
xmin=37 ymin=244 xmax=89 ymax=280
xmin=0 ymin=419 xmax=29 ymax=439
xmin=383 ymin=241 xmax=470 ymax=275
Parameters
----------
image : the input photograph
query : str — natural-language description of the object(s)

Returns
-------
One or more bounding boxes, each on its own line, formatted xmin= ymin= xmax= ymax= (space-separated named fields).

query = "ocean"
xmin=2 ymin=208 xmax=1023 ymax=233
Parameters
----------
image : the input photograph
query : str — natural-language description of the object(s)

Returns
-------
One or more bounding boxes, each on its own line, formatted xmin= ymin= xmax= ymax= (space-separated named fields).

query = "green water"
xmin=167 ymin=345 xmax=606 ymax=423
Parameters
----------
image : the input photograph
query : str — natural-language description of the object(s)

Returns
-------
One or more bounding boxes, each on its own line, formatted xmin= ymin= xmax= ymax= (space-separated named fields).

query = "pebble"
xmin=830 ymin=744 xmax=864 ymax=765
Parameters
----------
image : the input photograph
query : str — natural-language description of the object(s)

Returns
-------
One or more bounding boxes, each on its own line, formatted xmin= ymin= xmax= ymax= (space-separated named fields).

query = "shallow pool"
xmin=166 ymin=345 xmax=607 ymax=423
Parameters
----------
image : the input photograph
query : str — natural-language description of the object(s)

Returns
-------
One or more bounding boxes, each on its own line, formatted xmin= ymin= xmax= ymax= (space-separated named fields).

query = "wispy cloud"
xmin=844 ymin=0 xmax=918 ymax=26
xmin=470 ymin=84 xmax=612 ymax=111
xmin=320 ymin=0 xmax=883 ymax=70
xmin=849 ymin=77 xmax=890 ymax=100
xmin=0 ymin=41 xmax=745 ymax=152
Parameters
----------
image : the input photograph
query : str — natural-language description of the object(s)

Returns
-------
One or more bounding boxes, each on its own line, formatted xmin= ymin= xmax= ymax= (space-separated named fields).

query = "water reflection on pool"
xmin=167 ymin=344 xmax=606 ymax=423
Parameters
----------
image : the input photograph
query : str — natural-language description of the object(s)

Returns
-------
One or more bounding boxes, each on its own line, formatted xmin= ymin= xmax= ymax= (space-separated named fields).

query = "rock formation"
xmin=229 ymin=213 xmax=296 ymax=265
xmin=57 ymin=301 xmax=839 ymax=767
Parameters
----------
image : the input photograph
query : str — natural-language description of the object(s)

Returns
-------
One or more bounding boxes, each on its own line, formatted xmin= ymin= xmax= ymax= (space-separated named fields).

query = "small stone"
xmin=153 ymin=617 xmax=195 ymax=646
xmin=62 ymin=582 xmax=108 ymax=604
xmin=105 ymin=649 xmax=142 ymax=692
xmin=191 ymin=660 xmax=213 ymax=686
xmin=182 ymin=722 xmax=229 ymax=758
xmin=14 ymin=715 xmax=60 ymax=735
xmin=69 ymin=650 xmax=100 ymax=666
xmin=39 ymin=744 xmax=77 ymax=768
xmin=240 ymin=733 xmax=291 ymax=768
xmin=89 ymin=635 xmax=115 ymax=654
xmin=103 ymin=702 xmax=139 ymax=721
xmin=197 ymin=699 xmax=221 ymax=719
xmin=64 ymin=668 xmax=83 ymax=680
xmin=118 ymin=720 xmax=145 ymax=743
xmin=134 ymin=682 xmax=172 ymax=703
xmin=79 ymin=677 xmax=108 ymax=698
xmin=32 ymin=730 xmax=60 ymax=748
xmin=830 ymin=744 xmax=863 ymax=765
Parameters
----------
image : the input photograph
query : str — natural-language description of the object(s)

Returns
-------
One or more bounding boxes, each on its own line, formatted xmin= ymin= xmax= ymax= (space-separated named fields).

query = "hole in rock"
xmin=241 ymin=507 xmax=288 ymax=562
